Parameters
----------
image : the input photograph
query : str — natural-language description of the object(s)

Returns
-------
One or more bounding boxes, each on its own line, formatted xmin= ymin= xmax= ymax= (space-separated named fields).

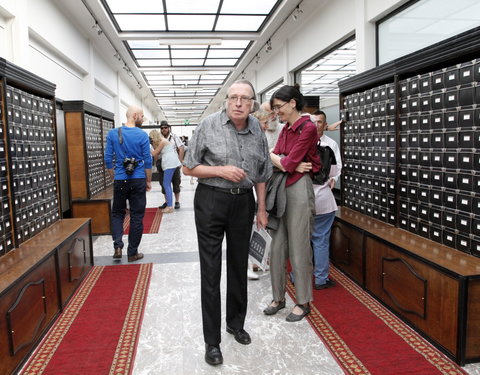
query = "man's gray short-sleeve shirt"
xmin=183 ymin=110 xmax=272 ymax=189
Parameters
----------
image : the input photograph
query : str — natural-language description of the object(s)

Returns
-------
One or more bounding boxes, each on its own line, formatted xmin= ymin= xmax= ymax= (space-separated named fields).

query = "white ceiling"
xmin=99 ymin=0 xmax=283 ymax=125
xmin=57 ymin=0 xmax=357 ymax=125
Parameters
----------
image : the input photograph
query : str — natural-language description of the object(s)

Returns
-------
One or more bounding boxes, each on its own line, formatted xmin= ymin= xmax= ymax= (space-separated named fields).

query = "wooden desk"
xmin=0 ymin=218 xmax=92 ymax=375
xmin=331 ymin=206 xmax=480 ymax=365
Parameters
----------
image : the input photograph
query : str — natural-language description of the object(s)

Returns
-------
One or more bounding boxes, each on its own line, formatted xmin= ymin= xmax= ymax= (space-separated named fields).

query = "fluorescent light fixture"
xmin=159 ymin=38 xmax=222 ymax=45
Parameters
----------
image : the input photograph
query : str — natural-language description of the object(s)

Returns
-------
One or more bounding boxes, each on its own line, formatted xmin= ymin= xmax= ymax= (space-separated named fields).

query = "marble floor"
xmin=92 ymin=176 xmax=480 ymax=375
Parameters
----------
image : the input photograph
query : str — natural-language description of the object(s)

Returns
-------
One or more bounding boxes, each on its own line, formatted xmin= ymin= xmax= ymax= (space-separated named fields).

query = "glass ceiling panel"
xmin=207 ymin=49 xmax=244 ymax=58
xmin=165 ymin=0 xmax=220 ymax=13
xmin=173 ymin=75 xmax=201 ymax=81
xmin=199 ymin=79 xmax=225 ymax=84
xmin=147 ymin=80 xmax=175 ymax=85
xmin=137 ymin=59 xmax=171 ymax=67
xmin=172 ymin=80 xmax=202 ymax=85
xmin=102 ymin=0 xmax=282 ymax=123
xmin=205 ymin=59 xmax=237 ymax=66
xmin=133 ymin=50 xmax=170 ymax=59
xmin=128 ymin=40 xmax=162 ymax=49
xmin=107 ymin=0 xmax=164 ymax=13
xmin=200 ymin=71 xmax=230 ymax=75
xmin=162 ymin=102 xmax=211 ymax=106
xmin=170 ymin=50 xmax=207 ymax=59
xmin=143 ymin=74 xmax=175 ymax=80
xmin=215 ymin=15 xmax=266 ymax=31
xmin=172 ymin=59 xmax=207 ymax=66
xmin=172 ymin=49 xmax=207 ymax=59
xmin=167 ymin=15 xmax=216 ymax=31
xmin=211 ymin=40 xmax=250 ymax=49
xmin=115 ymin=15 xmax=166 ymax=31
xmin=166 ymin=44 xmax=215 ymax=49
xmin=220 ymin=0 xmax=278 ymax=14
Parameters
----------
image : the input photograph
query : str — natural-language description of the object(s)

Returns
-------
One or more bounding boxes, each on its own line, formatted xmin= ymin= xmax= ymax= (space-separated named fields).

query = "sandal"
xmin=285 ymin=303 xmax=310 ymax=322
xmin=263 ymin=300 xmax=286 ymax=315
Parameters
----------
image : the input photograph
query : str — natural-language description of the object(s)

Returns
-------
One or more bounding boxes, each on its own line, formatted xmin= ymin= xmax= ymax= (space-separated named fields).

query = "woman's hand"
xmin=295 ymin=162 xmax=312 ymax=173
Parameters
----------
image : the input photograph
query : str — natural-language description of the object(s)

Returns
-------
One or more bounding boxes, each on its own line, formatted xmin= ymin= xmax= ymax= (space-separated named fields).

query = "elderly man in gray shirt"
xmin=183 ymin=79 xmax=272 ymax=366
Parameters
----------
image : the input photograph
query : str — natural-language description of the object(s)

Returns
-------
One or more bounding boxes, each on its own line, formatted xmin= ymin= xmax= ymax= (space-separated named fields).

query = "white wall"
xmin=0 ymin=6 xmax=13 ymax=61
xmin=0 ymin=0 xmax=157 ymax=122
xmin=249 ymin=0 xmax=408 ymax=95
xmin=0 ymin=0 xmax=160 ymax=213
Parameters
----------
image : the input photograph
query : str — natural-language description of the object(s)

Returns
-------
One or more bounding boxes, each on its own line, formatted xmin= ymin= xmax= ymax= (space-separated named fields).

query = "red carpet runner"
xmin=286 ymin=266 xmax=466 ymax=375
xmin=123 ymin=207 xmax=163 ymax=234
xmin=20 ymin=264 xmax=152 ymax=375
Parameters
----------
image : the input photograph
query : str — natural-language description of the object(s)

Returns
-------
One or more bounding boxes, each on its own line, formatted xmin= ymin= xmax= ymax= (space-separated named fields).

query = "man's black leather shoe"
xmin=226 ymin=326 xmax=251 ymax=345
xmin=205 ymin=344 xmax=223 ymax=365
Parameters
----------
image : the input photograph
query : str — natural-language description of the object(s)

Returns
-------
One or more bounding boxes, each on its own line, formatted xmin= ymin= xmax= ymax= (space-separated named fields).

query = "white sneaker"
xmin=248 ymin=268 xmax=259 ymax=280
xmin=247 ymin=260 xmax=259 ymax=280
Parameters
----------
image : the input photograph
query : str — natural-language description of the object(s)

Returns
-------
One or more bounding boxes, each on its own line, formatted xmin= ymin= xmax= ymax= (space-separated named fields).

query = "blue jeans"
xmin=111 ymin=179 xmax=146 ymax=256
xmin=312 ymin=211 xmax=336 ymax=285
xmin=163 ymin=168 xmax=175 ymax=207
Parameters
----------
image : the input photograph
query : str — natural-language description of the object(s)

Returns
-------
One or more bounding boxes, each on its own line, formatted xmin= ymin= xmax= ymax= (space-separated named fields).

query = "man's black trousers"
xmin=194 ymin=183 xmax=255 ymax=346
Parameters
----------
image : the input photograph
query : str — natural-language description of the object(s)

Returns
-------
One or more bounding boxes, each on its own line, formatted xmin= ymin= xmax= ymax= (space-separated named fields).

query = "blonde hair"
xmin=149 ymin=130 xmax=162 ymax=149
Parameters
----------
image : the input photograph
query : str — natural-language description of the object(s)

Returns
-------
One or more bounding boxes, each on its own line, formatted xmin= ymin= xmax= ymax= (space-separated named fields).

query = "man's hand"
xmin=328 ymin=178 xmax=335 ymax=189
xmin=218 ymin=166 xmax=247 ymax=183
xmin=295 ymin=162 xmax=312 ymax=173
xmin=256 ymin=209 xmax=268 ymax=229
xmin=146 ymin=181 xmax=152 ymax=192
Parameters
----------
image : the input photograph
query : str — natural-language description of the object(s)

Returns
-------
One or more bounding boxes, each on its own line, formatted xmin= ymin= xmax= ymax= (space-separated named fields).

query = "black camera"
xmin=123 ymin=157 xmax=139 ymax=175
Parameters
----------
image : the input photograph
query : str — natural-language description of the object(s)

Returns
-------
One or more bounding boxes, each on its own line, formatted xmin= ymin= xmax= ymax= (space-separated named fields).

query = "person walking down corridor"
xmin=157 ymin=121 xmax=185 ymax=209
xmin=104 ymin=106 xmax=152 ymax=262
xmin=151 ymin=130 xmax=182 ymax=213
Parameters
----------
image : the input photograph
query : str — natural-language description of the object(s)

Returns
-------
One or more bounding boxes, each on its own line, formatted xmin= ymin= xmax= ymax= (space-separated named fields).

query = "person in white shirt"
xmin=310 ymin=110 xmax=342 ymax=289
xmin=157 ymin=121 xmax=185 ymax=209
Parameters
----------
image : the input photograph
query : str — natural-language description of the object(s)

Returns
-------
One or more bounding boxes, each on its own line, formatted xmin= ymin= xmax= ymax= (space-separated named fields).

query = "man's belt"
xmin=201 ymin=184 xmax=252 ymax=195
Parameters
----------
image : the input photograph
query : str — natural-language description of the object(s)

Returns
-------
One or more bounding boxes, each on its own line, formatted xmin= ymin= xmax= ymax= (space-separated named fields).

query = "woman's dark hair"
xmin=270 ymin=84 xmax=304 ymax=112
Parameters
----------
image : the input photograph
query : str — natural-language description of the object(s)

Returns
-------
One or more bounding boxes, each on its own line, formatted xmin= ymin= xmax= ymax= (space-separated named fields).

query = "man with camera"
xmin=104 ymin=105 xmax=152 ymax=262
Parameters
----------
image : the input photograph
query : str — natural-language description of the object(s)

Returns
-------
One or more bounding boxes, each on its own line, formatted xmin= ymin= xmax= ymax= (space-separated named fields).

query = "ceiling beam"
xmin=139 ymin=66 xmax=235 ymax=72
xmin=148 ymin=84 xmax=221 ymax=88
xmin=119 ymin=32 xmax=260 ymax=40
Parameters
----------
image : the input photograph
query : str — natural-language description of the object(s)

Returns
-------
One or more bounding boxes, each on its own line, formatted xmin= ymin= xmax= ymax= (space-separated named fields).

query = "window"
xmin=377 ymin=0 xmax=480 ymax=65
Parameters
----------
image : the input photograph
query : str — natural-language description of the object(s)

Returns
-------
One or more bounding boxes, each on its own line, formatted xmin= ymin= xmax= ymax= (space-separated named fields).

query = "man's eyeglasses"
xmin=227 ymin=96 xmax=253 ymax=104
xmin=272 ymin=102 xmax=288 ymax=112
xmin=160 ymin=126 xmax=169 ymax=130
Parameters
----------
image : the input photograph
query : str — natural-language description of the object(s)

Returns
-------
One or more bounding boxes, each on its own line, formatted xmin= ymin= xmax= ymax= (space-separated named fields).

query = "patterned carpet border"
xmin=123 ymin=208 xmax=163 ymax=234
xmin=20 ymin=267 xmax=104 ymax=374
xmin=285 ymin=278 xmax=370 ymax=375
xmin=330 ymin=267 xmax=466 ymax=375
xmin=110 ymin=263 xmax=152 ymax=375
xmin=286 ymin=266 xmax=466 ymax=375
xmin=20 ymin=264 xmax=152 ymax=375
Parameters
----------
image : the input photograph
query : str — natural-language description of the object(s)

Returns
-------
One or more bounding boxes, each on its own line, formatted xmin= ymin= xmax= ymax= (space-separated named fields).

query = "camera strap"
xmin=117 ymin=127 xmax=144 ymax=170
xmin=117 ymin=127 xmax=128 ymax=159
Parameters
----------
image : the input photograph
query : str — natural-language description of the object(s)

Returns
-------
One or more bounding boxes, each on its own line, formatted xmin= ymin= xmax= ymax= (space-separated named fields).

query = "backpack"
xmin=312 ymin=144 xmax=336 ymax=185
